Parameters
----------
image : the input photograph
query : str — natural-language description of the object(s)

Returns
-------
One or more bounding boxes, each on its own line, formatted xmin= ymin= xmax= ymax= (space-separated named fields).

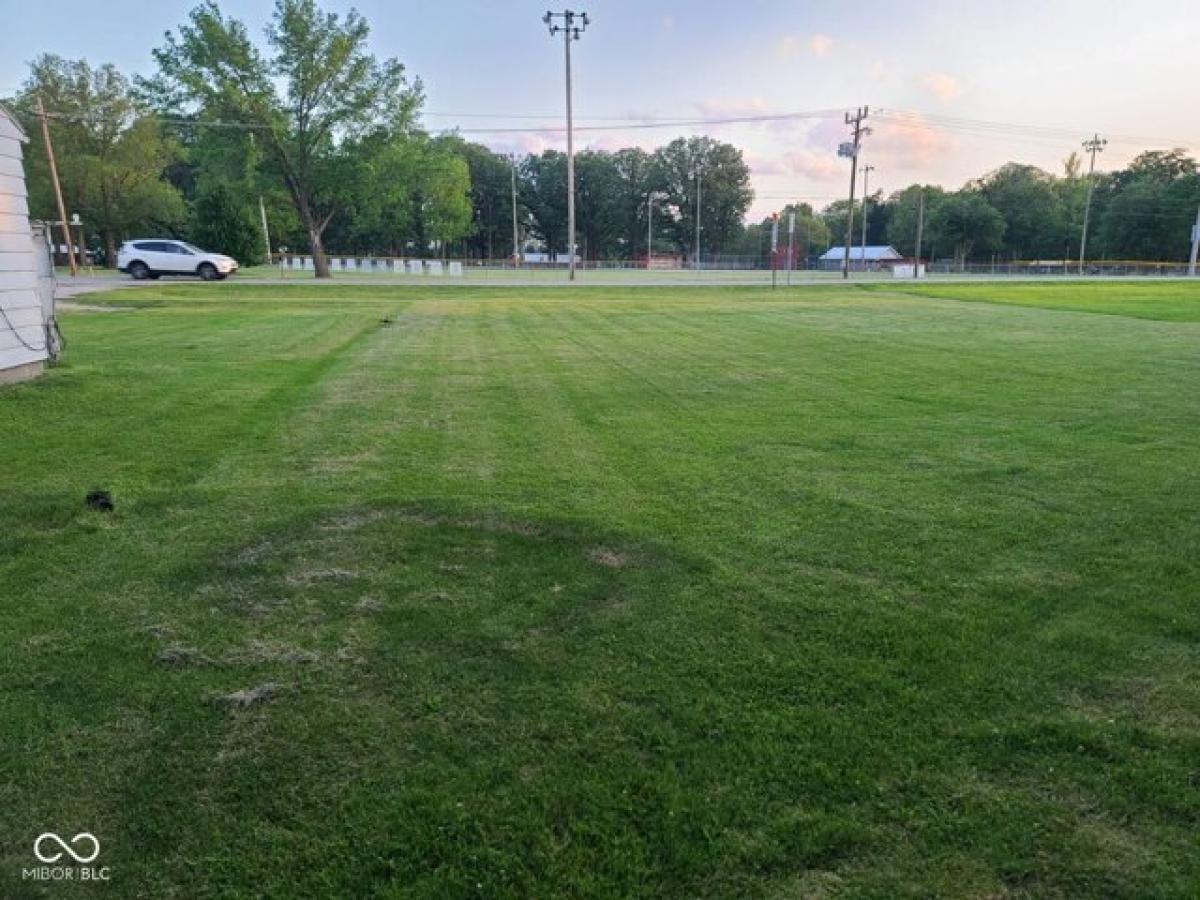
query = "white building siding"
xmin=0 ymin=154 xmax=24 ymax=178
xmin=0 ymin=103 xmax=49 ymax=376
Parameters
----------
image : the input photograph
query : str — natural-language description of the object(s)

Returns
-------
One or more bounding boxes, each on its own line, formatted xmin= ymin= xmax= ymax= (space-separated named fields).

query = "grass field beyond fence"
xmin=2 ymin=281 xmax=1199 ymax=897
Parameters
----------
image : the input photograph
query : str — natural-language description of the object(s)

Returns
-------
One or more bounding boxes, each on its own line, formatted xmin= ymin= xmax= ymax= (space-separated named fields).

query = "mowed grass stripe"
xmin=876 ymin=279 xmax=1200 ymax=321
xmin=1 ymin=282 xmax=1199 ymax=897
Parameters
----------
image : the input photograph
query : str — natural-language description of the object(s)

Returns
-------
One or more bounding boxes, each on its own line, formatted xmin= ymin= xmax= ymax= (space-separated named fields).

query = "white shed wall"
xmin=0 ymin=108 xmax=48 ymax=373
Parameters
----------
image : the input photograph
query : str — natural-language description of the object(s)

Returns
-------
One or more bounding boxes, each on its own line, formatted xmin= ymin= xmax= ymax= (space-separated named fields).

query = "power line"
xmin=32 ymin=103 xmax=1198 ymax=150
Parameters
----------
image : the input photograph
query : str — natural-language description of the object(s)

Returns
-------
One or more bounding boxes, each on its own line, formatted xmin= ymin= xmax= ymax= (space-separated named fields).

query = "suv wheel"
xmin=198 ymin=262 xmax=219 ymax=281
xmin=129 ymin=261 xmax=150 ymax=280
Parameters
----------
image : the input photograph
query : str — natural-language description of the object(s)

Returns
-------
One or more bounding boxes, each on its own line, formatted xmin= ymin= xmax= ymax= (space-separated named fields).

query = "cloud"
xmin=484 ymin=132 xmax=562 ymax=157
xmin=808 ymin=34 xmax=834 ymax=57
xmin=747 ymin=146 xmax=843 ymax=183
xmin=582 ymin=133 xmax=660 ymax=154
xmin=921 ymin=72 xmax=963 ymax=101
xmin=694 ymin=97 xmax=774 ymax=118
xmin=802 ymin=116 xmax=850 ymax=151
xmin=871 ymin=114 xmax=957 ymax=170
xmin=661 ymin=15 xmax=674 ymax=30
xmin=776 ymin=33 xmax=834 ymax=59
xmin=781 ymin=150 xmax=844 ymax=182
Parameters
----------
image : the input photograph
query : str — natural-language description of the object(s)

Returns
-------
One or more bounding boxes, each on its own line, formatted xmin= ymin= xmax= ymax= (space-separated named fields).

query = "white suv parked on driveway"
xmin=117 ymin=239 xmax=239 ymax=281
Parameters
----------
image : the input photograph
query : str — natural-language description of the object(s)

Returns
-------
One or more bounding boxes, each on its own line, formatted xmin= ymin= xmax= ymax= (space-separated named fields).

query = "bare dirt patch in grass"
xmin=354 ymin=595 xmax=384 ymax=612
xmin=588 ymin=546 xmax=630 ymax=568
xmin=217 ymin=682 xmax=283 ymax=708
xmin=226 ymin=640 xmax=320 ymax=666
xmin=284 ymin=567 xmax=361 ymax=586
xmin=319 ymin=509 xmax=389 ymax=531
xmin=155 ymin=645 xmax=213 ymax=668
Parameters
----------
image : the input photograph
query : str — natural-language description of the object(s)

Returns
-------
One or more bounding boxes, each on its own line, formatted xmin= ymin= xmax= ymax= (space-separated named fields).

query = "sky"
xmin=3 ymin=0 xmax=1198 ymax=221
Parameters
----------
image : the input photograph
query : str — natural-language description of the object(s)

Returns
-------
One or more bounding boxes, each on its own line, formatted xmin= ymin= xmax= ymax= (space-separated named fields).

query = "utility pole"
xmin=838 ymin=107 xmax=870 ymax=280
xmin=803 ymin=215 xmax=810 ymax=273
xmin=36 ymin=96 xmax=76 ymax=277
xmin=511 ymin=154 xmax=520 ymax=266
xmin=860 ymin=163 xmax=875 ymax=273
xmin=259 ymin=196 xmax=272 ymax=266
xmin=913 ymin=189 xmax=925 ymax=280
xmin=786 ymin=210 xmax=796 ymax=286
xmin=1079 ymin=133 xmax=1107 ymax=276
xmin=1189 ymin=204 xmax=1200 ymax=277
xmin=543 ymin=10 xmax=589 ymax=281
xmin=695 ymin=167 xmax=702 ymax=274
xmin=647 ymin=195 xmax=653 ymax=268
xmin=770 ymin=212 xmax=779 ymax=290
xmin=646 ymin=192 xmax=661 ymax=269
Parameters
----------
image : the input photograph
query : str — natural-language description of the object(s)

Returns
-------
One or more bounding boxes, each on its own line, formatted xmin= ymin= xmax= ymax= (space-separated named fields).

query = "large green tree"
xmin=520 ymin=151 xmax=569 ymax=256
xmin=324 ymin=132 xmax=471 ymax=257
xmin=927 ymin=191 xmax=1006 ymax=269
xmin=144 ymin=0 xmax=421 ymax=277
xmin=15 ymin=55 xmax=185 ymax=265
xmin=612 ymin=147 xmax=656 ymax=259
xmin=191 ymin=182 xmax=265 ymax=264
xmin=574 ymin=150 xmax=625 ymax=260
xmin=652 ymin=137 xmax=753 ymax=259
xmin=973 ymin=163 xmax=1066 ymax=260
xmin=883 ymin=185 xmax=945 ymax=258
xmin=1097 ymin=151 xmax=1200 ymax=262
xmin=444 ymin=140 xmax=521 ymax=261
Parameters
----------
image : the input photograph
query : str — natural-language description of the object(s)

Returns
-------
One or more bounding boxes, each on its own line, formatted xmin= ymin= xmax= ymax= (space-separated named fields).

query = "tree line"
xmin=6 ymin=0 xmax=1198 ymax=276
xmin=816 ymin=152 xmax=1200 ymax=268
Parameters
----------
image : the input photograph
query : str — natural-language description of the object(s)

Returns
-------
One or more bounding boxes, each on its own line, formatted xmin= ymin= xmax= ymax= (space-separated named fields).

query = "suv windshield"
xmin=179 ymin=242 xmax=204 ymax=254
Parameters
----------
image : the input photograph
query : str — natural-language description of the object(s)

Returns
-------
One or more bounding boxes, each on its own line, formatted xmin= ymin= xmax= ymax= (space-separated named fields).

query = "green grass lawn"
xmin=2 ymin=281 xmax=1199 ymax=898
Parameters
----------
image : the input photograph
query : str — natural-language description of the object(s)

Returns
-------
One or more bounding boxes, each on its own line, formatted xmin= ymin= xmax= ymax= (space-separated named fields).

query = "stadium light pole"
xmin=694 ymin=167 xmax=702 ymax=273
xmin=1079 ymin=133 xmax=1107 ymax=276
xmin=544 ymin=10 xmax=589 ymax=281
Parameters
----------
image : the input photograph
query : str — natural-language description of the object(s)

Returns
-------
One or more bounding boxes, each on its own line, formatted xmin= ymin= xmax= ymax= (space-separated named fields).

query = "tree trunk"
xmin=308 ymin=226 xmax=331 ymax=279
xmin=103 ymin=231 xmax=116 ymax=270
xmin=289 ymin=185 xmax=332 ymax=279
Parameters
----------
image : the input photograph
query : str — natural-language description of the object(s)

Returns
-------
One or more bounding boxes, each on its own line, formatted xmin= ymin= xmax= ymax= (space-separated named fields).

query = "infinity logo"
xmin=34 ymin=832 xmax=100 ymax=864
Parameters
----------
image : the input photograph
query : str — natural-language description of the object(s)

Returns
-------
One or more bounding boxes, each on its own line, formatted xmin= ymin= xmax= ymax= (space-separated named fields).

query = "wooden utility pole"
xmin=840 ymin=107 xmax=870 ymax=280
xmin=36 ymin=96 xmax=76 ymax=277
xmin=259 ymin=196 xmax=273 ymax=266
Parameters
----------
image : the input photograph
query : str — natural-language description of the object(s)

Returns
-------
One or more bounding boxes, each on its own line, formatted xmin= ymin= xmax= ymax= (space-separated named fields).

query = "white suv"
xmin=117 ymin=240 xmax=239 ymax=281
